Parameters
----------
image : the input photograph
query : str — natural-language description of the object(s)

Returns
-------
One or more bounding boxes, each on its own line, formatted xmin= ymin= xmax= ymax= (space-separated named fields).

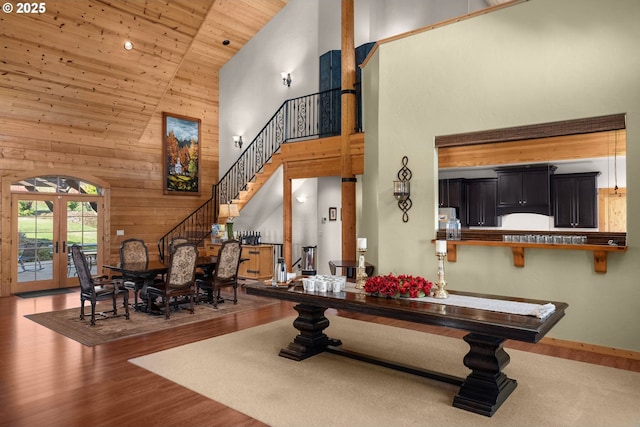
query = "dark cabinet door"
xmin=466 ymin=179 xmax=500 ymax=227
xmin=496 ymin=172 xmax=522 ymax=207
xmin=552 ymin=173 xmax=598 ymax=228
xmin=522 ymin=170 xmax=551 ymax=210
xmin=438 ymin=179 xmax=448 ymax=207
xmin=552 ymin=178 xmax=574 ymax=227
xmin=496 ymin=165 xmax=555 ymax=215
xmin=439 ymin=179 xmax=466 ymax=226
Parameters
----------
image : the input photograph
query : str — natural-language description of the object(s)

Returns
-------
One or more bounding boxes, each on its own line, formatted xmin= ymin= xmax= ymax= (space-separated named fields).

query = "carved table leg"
xmin=279 ymin=304 xmax=342 ymax=361
xmin=453 ymin=333 xmax=517 ymax=417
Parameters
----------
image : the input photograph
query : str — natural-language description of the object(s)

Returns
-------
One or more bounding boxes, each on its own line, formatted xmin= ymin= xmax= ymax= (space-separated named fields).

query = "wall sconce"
xmin=281 ymin=72 xmax=292 ymax=87
xmin=233 ymin=135 xmax=243 ymax=149
xmin=393 ymin=156 xmax=412 ymax=222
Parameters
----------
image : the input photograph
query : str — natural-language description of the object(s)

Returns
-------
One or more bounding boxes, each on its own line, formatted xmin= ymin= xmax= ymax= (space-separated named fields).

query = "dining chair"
xmin=146 ymin=242 xmax=198 ymax=319
xmin=71 ymin=244 xmax=129 ymax=326
xmin=119 ymin=238 xmax=149 ymax=309
xmin=196 ymin=239 xmax=242 ymax=308
xmin=169 ymin=237 xmax=189 ymax=254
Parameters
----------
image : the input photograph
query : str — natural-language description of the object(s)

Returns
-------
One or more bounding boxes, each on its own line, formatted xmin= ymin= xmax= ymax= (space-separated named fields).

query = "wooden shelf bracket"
xmin=441 ymin=240 xmax=625 ymax=274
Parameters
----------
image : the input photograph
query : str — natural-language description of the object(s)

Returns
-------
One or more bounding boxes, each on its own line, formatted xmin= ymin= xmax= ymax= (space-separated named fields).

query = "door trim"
xmin=1 ymin=169 xmax=111 ymax=297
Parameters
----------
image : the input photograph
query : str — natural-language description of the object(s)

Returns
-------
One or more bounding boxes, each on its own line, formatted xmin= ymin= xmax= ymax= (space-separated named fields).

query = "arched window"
xmin=11 ymin=176 xmax=103 ymax=195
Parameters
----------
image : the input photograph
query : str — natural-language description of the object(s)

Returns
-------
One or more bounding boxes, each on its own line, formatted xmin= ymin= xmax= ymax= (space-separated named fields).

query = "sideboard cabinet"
xmin=205 ymin=242 xmax=274 ymax=280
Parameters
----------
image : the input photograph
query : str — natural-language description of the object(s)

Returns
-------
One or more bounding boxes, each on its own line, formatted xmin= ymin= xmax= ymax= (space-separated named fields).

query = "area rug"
xmin=130 ymin=316 xmax=640 ymax=427
xmin=16 ymin=288 xmax=75 ymax=298
xmin=25 ymin=293 xmax=277 ymax=347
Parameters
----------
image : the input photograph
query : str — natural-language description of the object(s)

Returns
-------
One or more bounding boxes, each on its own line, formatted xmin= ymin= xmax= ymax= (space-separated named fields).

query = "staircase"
xmin=158 ymin=87 xmax=345 ymax=259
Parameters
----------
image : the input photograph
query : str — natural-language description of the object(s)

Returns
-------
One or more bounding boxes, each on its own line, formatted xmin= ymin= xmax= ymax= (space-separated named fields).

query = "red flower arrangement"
xmin=364 ymin=274 xmax=434 ymax=299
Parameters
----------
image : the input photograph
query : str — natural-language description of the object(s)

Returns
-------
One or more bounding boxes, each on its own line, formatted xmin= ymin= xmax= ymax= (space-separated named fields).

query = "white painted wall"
xmin=220 ymin=0 xmax=509 ymax=275
xmin=362 ymin=0 xmax=640 ymax=351
xmin=219 ymin=0 xmax=321 ymax=175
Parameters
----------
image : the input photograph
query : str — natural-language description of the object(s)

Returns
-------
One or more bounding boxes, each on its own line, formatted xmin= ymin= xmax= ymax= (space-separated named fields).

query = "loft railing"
xmin=158 ymin=85 xmax=361 ymax=258
xmin=216 ymin=87 xmax=343 ymax=205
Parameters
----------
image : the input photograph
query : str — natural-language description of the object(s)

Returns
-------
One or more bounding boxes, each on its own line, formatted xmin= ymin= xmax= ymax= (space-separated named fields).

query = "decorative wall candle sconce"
xmin=393 ymin=156 xmax=412 ymax=222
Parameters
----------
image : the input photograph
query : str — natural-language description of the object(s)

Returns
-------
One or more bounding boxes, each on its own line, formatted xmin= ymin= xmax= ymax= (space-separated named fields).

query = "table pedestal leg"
xmin=453 ymin=333 xmax=517 ymax=417
xmin=279 ymin=304 xmax=342 ymax=361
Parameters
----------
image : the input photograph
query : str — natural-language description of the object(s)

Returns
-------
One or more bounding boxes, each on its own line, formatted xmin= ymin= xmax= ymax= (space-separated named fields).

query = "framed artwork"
xmin=163 ymin=112 xmax=201 ymax=195
xmin=329 ymin=207 xmax=337 ymax=221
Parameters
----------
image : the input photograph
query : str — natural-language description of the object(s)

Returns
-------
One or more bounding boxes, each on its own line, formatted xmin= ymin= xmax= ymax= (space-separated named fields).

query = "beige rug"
xmin=130 ymin=315 xmax=640 ymax=427
xmin=25 ymin=292 xmax=277 ymax=346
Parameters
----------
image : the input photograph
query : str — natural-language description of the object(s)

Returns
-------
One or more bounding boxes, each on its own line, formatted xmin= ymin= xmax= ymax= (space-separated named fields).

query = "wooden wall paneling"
xmin=0 ymin=0 xmax=288 ymax=295
xmin=439 ymin=130 xmax=626 ymax=169
xmin=598 ymin=188 xmax=627 ymax=232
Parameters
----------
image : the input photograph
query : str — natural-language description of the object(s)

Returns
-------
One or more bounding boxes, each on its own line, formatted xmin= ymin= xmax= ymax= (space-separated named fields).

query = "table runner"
xmin=417 ymin=294 xmax=556 ymax=318
xmin=342 ymin=283 xmax=555 ymax=319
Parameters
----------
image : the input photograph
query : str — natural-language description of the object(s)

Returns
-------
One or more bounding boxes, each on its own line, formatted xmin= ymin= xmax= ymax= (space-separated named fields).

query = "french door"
xmin=12 ymin=193 xmax=104 ymax=293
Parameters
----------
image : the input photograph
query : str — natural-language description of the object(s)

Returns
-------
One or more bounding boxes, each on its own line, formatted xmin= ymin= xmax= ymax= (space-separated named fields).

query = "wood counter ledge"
xmin=438 ymin=239 xmax=627 ymax=273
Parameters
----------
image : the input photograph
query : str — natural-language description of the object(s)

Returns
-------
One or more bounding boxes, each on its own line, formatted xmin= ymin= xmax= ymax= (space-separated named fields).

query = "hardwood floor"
xmin=1 ymin=288 xmax=638 ymax=426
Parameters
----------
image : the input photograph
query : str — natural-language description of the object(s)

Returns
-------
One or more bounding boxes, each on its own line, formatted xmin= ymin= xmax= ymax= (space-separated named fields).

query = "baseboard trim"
xmin=540 ymin=336 xmax=640 ymax=361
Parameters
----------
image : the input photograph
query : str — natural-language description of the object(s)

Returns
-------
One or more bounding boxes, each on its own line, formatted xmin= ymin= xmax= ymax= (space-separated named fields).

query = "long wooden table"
xmin=245 ymin=283 xmax=568 ymax=417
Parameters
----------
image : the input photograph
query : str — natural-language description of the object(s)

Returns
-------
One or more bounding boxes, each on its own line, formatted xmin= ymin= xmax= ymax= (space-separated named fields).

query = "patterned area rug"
xmin=25 ymin=292 xmax=277 ymax=346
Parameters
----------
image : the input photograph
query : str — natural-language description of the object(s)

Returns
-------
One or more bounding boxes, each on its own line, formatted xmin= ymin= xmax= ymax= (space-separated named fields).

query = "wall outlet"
xmin=116 ymin=229 xmax=124 ymax=236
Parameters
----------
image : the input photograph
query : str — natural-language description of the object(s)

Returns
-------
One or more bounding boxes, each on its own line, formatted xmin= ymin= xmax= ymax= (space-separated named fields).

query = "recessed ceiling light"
xmin=222 ymin=39 xmax=230 ymax=46
xmin=123 ymin=41 xmax=133 ymax=51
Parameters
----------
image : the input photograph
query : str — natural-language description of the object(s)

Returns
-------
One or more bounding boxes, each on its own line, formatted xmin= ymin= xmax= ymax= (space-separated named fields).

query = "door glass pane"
xmin=11 ymin=176 xmax=103 ymax=195
xmin=17 ymin=200 xmax=54 ymax=283
xmin=66 ymin=200 xmax=99 ymax=278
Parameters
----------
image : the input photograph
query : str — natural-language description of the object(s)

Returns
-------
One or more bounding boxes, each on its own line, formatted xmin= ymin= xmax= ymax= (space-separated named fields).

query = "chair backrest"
xmin=169 ymin=237 xmax=189 ymax=254
xmin=120 ymin=238 xmax=148 ymax=265
xmin=70 ymin=244 xmax=94 ymax=294
xmin=167 ymin=243 xmax=198 ymax=288
xmin=213 ymin=240 xmax=242 ymax=281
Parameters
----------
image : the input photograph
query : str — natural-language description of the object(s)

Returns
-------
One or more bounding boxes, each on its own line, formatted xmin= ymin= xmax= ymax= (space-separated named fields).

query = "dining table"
xmin=103 ymin=256 xmax=218 ymax=313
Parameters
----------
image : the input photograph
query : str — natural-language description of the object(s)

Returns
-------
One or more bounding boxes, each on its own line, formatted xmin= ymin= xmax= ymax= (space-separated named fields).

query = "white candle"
xmin=357 ymin=238 xmax=367 ymax=250
xmin=436 ymin=240 xmax=447 ymax=254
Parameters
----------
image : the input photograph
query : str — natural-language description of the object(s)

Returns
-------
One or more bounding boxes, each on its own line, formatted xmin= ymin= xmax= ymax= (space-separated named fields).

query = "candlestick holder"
xmin=355 ymin=249 xmax=368 ymax=289
xmin=433 ymin=251 xmax=449 ymax=298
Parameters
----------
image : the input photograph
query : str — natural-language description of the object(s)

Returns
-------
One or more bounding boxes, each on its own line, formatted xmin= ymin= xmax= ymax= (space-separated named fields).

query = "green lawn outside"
xmin=18 ymin=216 xmax=98 ymax=245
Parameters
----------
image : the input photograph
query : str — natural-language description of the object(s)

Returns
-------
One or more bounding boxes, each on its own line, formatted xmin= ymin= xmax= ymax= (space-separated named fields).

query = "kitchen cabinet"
xmin=205 ymin=242 xmax=274 ymax=280
xmin=495 ymin=165 xmax=556 ymax=215
xmin=552 ymin=172 xmax=599 ymax=228
xmin=438 ymin=178 xmax=466 ymax=226
xmin=466 ymin=178 xmax=501 ymax=227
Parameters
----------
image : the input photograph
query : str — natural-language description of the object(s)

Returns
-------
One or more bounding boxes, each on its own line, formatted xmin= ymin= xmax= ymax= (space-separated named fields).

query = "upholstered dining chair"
xmin=119 ymin=238 xmax=149 ymax=309
xmin=71 ymin=244 xmax=129 ymax=326
xmin=146 ymin=242 xmax=198 ymax=319
xmin=169 ymin=237 xmax=189 ymax=254
xmin=196 ymin=239 xmax=242 ymax=308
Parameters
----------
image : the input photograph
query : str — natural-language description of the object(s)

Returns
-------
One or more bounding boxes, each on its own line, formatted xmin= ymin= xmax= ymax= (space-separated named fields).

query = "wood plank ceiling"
xmin=0 ymin=0 xmax=287 ymax=147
